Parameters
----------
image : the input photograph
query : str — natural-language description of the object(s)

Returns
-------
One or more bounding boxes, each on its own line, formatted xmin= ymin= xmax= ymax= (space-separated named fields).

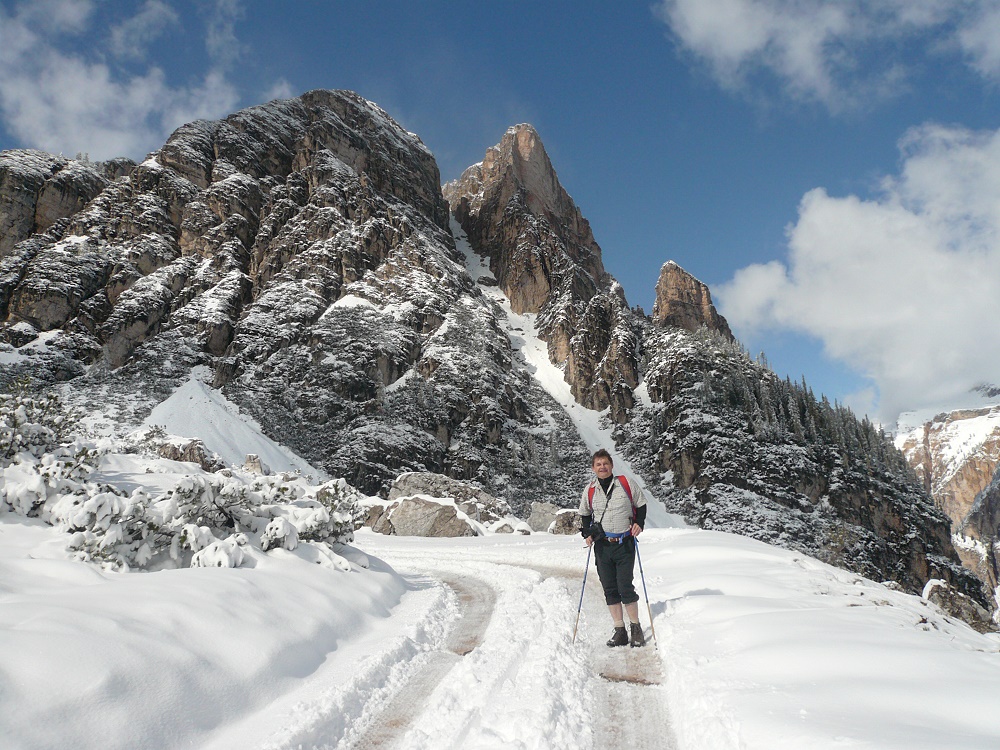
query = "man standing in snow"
xmin=579 ymin=448 xmax=647 ymax=647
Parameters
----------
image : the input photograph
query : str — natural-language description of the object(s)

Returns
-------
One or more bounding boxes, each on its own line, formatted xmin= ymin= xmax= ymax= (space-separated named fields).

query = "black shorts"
xmin=593 ymin=537 xmax=638 ymax=605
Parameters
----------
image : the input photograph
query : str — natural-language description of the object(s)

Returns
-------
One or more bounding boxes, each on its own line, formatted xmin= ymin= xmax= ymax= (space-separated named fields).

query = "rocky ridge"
xmin=0 ymin=91 xmax=988 ymax=614
xmin=444 ymin=124 xmax=639 ymax=423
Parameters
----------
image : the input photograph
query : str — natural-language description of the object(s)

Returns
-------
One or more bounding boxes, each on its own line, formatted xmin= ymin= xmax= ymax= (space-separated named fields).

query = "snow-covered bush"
xmin=0 ymin=383 xmax=76 ymax=462
xmin=261 ymin=517 xmax=298 ymax=551
xmin=0 ymin=383 xmax=366 ymax=572
xmin=191 ymin=535 xmax=246 ymax=568
xmin=58 ymin=471 xmax=362 ymax=571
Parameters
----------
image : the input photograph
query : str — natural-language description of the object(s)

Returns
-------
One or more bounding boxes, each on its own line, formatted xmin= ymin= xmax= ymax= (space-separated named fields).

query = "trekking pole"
xmin=572 ymin=543 xmax=592 ymax=643
xmin=634 ymin=537 xmax=658 ymax=650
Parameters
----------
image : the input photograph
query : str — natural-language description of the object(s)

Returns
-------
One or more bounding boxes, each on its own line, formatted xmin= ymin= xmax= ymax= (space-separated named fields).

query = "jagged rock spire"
xmin=652 ymin=260 xmax=732 ymax=339
xmin=445 ymin=124 xmax=637 ymax=421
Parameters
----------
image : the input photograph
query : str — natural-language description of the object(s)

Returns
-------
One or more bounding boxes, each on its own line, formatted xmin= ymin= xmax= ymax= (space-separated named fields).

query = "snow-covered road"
xmin=196 ymin=531 xmax=677 ymax=750
xmin=6 ymin=517 xmax=1000 ymax=750
xmin=353 ymin=534 xmax=677 ymax=750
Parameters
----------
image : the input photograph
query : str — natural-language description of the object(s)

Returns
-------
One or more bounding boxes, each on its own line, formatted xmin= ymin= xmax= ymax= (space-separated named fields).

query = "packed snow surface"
xmin=4 ymin=502 xmax=1000 ymax=749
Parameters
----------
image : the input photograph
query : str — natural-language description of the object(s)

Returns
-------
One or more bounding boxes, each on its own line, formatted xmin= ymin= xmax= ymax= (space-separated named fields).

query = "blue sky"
xmin=2 ymin=0 xmax=999 ymax=424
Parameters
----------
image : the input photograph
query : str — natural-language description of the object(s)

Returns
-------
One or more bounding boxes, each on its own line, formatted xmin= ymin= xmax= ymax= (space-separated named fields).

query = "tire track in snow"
xmin=350 ymin=575 xmax=496 ymax=749
xmin=358 ymin=542 xmax=676 ymax=750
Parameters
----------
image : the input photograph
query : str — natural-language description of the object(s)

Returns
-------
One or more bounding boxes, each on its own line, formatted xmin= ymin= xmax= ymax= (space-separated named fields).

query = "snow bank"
xmin=0 ymin=515 xmax=408 ymax=750
xmin=642 ymin=529 xmax=1000 ymax=750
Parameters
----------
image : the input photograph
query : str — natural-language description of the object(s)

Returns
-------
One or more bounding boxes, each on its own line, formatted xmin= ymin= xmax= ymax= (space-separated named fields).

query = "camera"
xmin=585 ymin=521 xmax=606 ymax=541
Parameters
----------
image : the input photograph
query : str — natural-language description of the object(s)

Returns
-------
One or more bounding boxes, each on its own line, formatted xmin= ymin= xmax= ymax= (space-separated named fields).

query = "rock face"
xmin=896 ymin=406 xmax=1000 ymax=591
xmin=0 ymin=150 xmax=120 ymax=259
xmin=896 ymin=406 xmax=1000 ymax=530
xmin=444 ymin=124 xmax=638 ymax=422
xmin=0 ymin=94 xmax=985 ymax=618
xmin=652 ymin=261 xmax=732 ymax=339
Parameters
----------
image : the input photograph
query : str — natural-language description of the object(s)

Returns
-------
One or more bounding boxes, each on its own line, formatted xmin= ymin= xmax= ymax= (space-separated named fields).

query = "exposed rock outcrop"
xmin=0 ymin=150 xmax=115 ymax=259
xmin=896 ymin=406 xmax=1000 ymax=531
xmin=924 ymin=579 xmax=996 ymax=634
xmin=652 ymin=261 xmax=732 ymax=339
xmin=896 ymin=406 xmax=1000 ymax=591
xmin=369 ymin=496 xmax=479 ymax=537
xmin=388 ymin=471 xmax=511 ymax=523
xmin=156 ymin=438 xmax=224 ymax=472
xmin=445 ymin=124 xmax=638 ymax=422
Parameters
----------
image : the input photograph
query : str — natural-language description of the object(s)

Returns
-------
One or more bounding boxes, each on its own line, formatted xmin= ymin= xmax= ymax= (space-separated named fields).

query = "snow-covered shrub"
xmin=302 ymin=478 xmax=363 ymax=543
xmin=261 ymin=517 xmax=299 ymax=551
xmin=190 ymin=535 xmax=246 ymax=568
xmin=59 ymin=470 xmax=364 ymax=571
xmin=165 ymin=474 xmax=260 ymax=533
xmin=1 ymin=390 xmax=365 ymax=571
xmin=0 ymin=384 xmax=76 ymax=463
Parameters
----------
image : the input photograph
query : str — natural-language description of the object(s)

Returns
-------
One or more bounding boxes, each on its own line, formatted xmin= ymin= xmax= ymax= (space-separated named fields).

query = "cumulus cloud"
xmin=654 ymin=0 xmax=1000 ymax=109
xmin=716 ymin=123 xmax=1000 ymax=423
xmin=0 ymin=0 xmax=242 ymax=160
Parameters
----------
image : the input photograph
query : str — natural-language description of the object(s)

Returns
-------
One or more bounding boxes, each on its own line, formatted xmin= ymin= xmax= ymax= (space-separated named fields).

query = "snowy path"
xmin=350 ymin=574 xmax=496 ymax=749
xmin=353 ymin=533 xmax=677 ymax=750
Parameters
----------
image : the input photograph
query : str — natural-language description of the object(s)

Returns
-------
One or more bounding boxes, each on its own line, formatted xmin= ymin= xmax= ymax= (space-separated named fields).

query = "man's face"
xmin=592 ymin=456 xmax=613 ymax=479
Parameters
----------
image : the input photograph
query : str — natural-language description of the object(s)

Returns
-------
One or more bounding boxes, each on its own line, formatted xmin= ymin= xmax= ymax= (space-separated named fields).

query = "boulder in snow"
xmin=527 ymin=502 xmax=579 ymax=535
xmin=388 ymin=471 xmax=510 ymax=523
xmin=372 ymin=496 xmax=478 ymax=537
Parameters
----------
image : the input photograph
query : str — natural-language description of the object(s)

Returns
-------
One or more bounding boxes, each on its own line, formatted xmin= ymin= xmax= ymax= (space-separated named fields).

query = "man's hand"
xmin=630 ymin=523 xmax=642 ymax=537
xmin=585 ymin=535 xmax=594 ymax=547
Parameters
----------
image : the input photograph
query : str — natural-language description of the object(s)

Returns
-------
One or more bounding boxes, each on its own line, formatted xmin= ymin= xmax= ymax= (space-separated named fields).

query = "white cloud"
xmin=204 ymin=0 xmax=245 ymax=69
xmin=957 ymin=3 xmax=1000 ymax=80
xmin=261 ymin=78 xmax=296 ymax=103
xmin=654 ymin=0 xmax=1000 ymax=109
xmin=108 ymin=0 xmax=179 ymax=60
xmin=0 ymin=0 xmax=241 ymax=160
xmin=717 ymin=123 xmax=1000 ymax=423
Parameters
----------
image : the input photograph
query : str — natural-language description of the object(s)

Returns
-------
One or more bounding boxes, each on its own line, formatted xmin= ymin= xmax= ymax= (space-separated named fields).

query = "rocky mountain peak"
xmin=652 ymin=260 xmax=733 ymax=339
xmin=444 ymin=123 xmax=606 ymax=314
xmin=445 ymin=124 xmax=634 ymax=419
xmin=482 ymin=124 xmax=566 ymax=221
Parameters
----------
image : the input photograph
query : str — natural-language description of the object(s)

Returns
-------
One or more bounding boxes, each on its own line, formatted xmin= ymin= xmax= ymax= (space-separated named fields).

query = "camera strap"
xmin=595 ymin=479 xmax=615 ymax=525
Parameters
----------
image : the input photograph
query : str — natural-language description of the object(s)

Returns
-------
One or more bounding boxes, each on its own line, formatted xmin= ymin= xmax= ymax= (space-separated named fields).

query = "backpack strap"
xmin=617 ymin=475 xmax=636 ymax=522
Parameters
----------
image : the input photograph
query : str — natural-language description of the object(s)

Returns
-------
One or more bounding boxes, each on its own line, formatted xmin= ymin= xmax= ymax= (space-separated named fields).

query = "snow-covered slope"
xmin=4 ymin=511 xmax=999 ymax=750
xmin=143 ymin=367 xmax=323 ymax=477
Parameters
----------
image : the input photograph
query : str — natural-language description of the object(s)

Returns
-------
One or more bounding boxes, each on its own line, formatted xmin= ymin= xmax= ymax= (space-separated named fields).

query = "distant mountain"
xmin=897 ymin=404 xmax=1000 ymax=591
xmin=0 ymin=90 xmax=986 ymax=611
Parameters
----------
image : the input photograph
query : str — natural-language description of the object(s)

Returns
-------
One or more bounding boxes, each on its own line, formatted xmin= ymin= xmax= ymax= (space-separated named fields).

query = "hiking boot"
xmin=606 ymin=626 xmax=628 ymax=647
xmin=630 ymin=623 xmax=645 ymax=648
